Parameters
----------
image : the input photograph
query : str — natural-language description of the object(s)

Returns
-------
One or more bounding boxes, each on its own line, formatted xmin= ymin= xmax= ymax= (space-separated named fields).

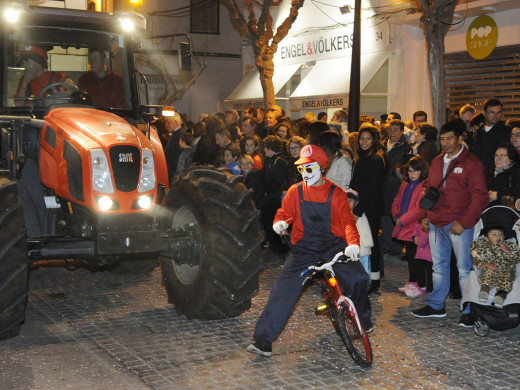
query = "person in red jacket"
xmin=247 ymin=145 xmax=371 ymax=357
xmin=412 ymin=120 xmax=489 ymax=327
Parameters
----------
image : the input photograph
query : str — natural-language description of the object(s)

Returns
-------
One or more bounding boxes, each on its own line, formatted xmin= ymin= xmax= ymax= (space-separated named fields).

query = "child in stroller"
xmin=471 ymin=224 xmax=520 ymax=308
xmin=461 ymin=205 xmax=520 ymax=336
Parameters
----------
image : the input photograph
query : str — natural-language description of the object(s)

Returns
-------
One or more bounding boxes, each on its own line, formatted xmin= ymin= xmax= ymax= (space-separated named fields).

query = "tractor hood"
xmin=45 ymin=107 xmax=149 ymax=150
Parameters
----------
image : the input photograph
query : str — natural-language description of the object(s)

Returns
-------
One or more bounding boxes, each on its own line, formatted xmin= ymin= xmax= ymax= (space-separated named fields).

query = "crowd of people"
xmin=156 ymin=99 xmax=520 ymax=355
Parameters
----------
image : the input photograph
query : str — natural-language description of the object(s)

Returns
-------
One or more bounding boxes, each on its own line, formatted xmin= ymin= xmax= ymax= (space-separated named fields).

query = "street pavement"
xmin=1 ymin=252 xmax=520 ymax=389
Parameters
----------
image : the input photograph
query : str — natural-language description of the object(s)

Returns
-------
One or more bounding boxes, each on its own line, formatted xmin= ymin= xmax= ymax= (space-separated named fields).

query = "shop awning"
xmin=225 ymin=63 xmax=301 ymax=110
xmin=289 ymin=52 xmax=388 ymax=111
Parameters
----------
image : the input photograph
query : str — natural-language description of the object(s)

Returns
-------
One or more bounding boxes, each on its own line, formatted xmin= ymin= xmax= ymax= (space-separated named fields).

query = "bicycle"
xmin=300 ymin=251 xmax=373 ymax=368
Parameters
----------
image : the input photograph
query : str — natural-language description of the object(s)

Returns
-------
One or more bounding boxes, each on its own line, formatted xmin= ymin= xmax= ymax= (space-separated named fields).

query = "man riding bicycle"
xmin=247 ymin=145 xmax=372 ymax=357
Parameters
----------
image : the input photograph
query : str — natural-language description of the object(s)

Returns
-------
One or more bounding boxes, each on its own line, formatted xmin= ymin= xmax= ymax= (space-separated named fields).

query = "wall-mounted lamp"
xmin=340 ymin=5 xmax=351 ymax=14
xmin=481 ymin=6 xmax=496 ymax=12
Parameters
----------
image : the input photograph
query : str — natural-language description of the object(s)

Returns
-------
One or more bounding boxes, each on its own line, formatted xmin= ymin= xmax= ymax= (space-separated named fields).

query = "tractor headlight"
xmin=136 ymin=195 xmax=152 ymax=209
xmin=120 ymin=17 xmax=135 ymax=32
xmin=97 ymin=196 xmax=114 ymax=211
xmin=138 ymin=148 xmax=156 ymax=193
xmin=2 ymin=3 xmax=24 ymax=24
xmin=90 ymin=149 xmax=114 ymax=194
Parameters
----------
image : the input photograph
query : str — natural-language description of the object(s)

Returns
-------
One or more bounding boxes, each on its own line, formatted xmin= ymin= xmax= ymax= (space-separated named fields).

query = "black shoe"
xmin=361 ymin=318 xmax=374 ymax=333
xmin=412 ymin=305 xmax=447 ymax=318
xmin=458 ymin=313 xmax=475 ymax=328
xmin=368 ymin=279 xmax=380 ymax=294
xmin=246 ymin=336 xmax=272 ymax=357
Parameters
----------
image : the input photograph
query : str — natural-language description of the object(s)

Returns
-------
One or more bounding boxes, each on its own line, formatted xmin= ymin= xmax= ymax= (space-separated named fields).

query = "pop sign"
xmin=466 ymin=14 xmax=498 ymax=60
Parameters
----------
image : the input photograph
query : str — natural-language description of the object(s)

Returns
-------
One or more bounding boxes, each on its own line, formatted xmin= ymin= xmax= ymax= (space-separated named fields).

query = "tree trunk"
xmin=426 ymin=31 xmax=447 ymax=130
xmin=417 ymin=0 xmax=456 ymax=130
xmin=257 ymin=52 xmax=276 ymax=108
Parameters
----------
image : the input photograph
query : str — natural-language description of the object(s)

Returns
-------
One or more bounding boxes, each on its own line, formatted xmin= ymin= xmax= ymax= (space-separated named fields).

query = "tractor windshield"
xmin=4 ymin=26 xmax=133 ymax=114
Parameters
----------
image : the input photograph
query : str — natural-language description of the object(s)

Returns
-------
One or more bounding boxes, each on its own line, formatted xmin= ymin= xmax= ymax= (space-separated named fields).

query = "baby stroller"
xmin=461 ymin=205 xmax=520 ymax=337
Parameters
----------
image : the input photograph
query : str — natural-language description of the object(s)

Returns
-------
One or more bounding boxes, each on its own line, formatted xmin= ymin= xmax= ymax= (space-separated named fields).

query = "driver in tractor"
xmin=14 ymin=45 xmax=75 ymax=105
xmin=247 ymin=144 xmax=372 ymax=357
xmin=78 ymin=48 xmax=126 ymax=109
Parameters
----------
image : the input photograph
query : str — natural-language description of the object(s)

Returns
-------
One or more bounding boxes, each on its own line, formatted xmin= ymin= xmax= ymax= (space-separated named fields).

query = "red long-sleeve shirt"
xmin=274 ymin=178 xmax=360 ymax=246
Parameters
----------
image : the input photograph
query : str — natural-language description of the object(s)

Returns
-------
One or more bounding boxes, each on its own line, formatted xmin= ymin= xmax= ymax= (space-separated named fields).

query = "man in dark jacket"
xmin=163 ymin=112 xmax=185 ymax=179
xmin=473 ymin=98 xmax=511 ymax=175
xmin=261 ymin=135 xmax=290 ymax=255
xmin=381 ymin=119 xmax=411 ymax=257
xmin=412 ymin=120 xmax=488 ymax=326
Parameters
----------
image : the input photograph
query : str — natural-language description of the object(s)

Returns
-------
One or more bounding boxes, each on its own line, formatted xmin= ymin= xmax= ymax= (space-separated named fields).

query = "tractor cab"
xmin=0 ymin=3 xmax=145 ymax=120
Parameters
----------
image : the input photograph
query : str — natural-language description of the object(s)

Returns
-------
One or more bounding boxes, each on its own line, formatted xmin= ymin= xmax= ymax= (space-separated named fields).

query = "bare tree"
xmin=413 ymin=0 xmax=457 ymax=129
xmin=139 ymin=36 xmax=208 ymax=106
xmin=222 ymin=0 xmax=305 ymax=108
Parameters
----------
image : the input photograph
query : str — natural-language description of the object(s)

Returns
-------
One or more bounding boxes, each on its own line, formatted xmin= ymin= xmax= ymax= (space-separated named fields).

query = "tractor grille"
xmin=109 ymin=145 xmax=140 ymax=192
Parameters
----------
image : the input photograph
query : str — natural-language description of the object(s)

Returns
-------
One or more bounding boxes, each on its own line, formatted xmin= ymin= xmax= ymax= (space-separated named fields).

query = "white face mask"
xmin=299 ymin=162 xmax=322 ymax=186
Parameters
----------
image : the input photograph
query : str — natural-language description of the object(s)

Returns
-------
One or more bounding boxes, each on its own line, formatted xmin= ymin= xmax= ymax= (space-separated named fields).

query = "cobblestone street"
xmin=1 ymin=253 xmax=520 ymax=389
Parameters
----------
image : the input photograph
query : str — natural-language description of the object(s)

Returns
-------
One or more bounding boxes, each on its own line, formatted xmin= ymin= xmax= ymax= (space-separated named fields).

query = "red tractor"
xmin=0 ymin=3 xmax=262 ymax=339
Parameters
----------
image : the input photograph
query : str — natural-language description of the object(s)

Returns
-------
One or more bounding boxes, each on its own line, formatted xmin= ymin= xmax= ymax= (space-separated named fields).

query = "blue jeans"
xmin=427 ymin=222 xmax=474 ymax=311
xmin=359 ymin=255 xmax=371 ymax=282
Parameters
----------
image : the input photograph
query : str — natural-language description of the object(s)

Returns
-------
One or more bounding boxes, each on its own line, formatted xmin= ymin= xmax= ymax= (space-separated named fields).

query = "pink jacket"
xmin=413 ymin=223 xmax=432 ymax=262
xmin=391 ymin=180 xmax=425 ymax=242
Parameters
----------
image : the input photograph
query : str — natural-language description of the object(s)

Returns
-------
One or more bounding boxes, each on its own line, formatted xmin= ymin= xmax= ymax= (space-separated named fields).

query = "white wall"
xmin=388 ymin=23 xmax=432 ymax=123
xmin=140 ymin=0 xmax=243 ymax=121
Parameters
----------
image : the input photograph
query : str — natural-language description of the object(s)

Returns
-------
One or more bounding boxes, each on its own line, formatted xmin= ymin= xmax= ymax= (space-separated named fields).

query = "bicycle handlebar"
xmin=299 ymin=251 xmax=351 ymax=278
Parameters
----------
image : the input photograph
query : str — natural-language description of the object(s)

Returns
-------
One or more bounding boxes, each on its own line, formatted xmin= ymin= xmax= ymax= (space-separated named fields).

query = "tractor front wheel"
xmin=160 ymin=168 xmax=263 ymax=319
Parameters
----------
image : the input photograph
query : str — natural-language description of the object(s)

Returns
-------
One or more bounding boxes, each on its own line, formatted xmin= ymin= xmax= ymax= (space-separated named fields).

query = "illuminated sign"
xmin=466 ymin=15 xmax=498 ymax=60
xmin=274 ymin=23 xmax=389 ymax=65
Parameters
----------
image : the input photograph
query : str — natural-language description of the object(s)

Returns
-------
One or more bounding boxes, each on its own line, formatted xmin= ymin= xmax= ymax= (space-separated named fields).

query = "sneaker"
xmin=398 ymin=282 xmax=412 ymax=292
xmin=412 ymin=305 xmax=447 ymax=318
xmin=494 ymin=295 xmax=505 ymax=309
xmin=478 ymin=291 xmax=489 ymax=303
xmin=405 ymin=284 xmax=425 ymax=298
xmin=246 ymin=337 xmax=272 ymax=357
xmin=458 ymin=313 xmax=475 ymax=328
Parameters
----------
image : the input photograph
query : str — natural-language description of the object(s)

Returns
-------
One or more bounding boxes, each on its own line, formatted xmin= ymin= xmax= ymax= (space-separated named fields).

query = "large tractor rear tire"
xmin=0 ymin=176 xmax=28 ymax=340
xmin=160 ymin=168 xmax=263 ymax=319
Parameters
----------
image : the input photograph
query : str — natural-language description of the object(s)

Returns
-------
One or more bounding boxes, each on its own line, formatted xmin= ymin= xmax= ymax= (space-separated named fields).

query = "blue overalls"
xmin=254 ymin=183 xmax=371 ymax=343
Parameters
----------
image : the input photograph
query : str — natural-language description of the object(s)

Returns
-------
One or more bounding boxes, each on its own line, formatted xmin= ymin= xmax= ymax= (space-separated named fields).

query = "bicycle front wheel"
xmin=326 ymin=296 xmax=341 ymax=335
xmin=337 ymin=302 xmax=373 ymax=368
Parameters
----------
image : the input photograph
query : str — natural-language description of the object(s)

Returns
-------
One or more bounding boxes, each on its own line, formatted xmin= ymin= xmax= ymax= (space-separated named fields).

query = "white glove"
xmin=344 ymin=245 xmax=360 ymax=260
xmin=273 ymin=220 xmax=289 ymax=235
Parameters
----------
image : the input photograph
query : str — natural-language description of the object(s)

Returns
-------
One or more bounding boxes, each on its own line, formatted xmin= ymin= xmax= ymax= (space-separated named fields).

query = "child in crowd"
xmin=413 ymin=222 xmax=432 ymax=292
xmin=224 ymin=143 xmax=241 ymax=175
xmin=239 ymin=154 xmax=264 ymax=209
xmin=391 ymin=156 xmax=430 ymax=297
xmin=471 ymin=224 xmax=520 ymax=308
xmin=346 ymin=189 xmax=373 ymax=279
xmin=244 ymin=135 xmax=264 ymax=169
xmin=175 ymin=132 xmax=194 ymax=174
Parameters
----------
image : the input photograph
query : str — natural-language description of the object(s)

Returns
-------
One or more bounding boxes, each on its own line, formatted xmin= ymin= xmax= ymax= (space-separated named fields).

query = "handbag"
xmin=419 ymin=161 xmax=459 ymax=210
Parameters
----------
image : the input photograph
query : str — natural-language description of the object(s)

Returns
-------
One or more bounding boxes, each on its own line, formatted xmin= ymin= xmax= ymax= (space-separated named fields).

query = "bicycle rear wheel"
xmin=337 ymin=302 xmax=373 ymax=367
